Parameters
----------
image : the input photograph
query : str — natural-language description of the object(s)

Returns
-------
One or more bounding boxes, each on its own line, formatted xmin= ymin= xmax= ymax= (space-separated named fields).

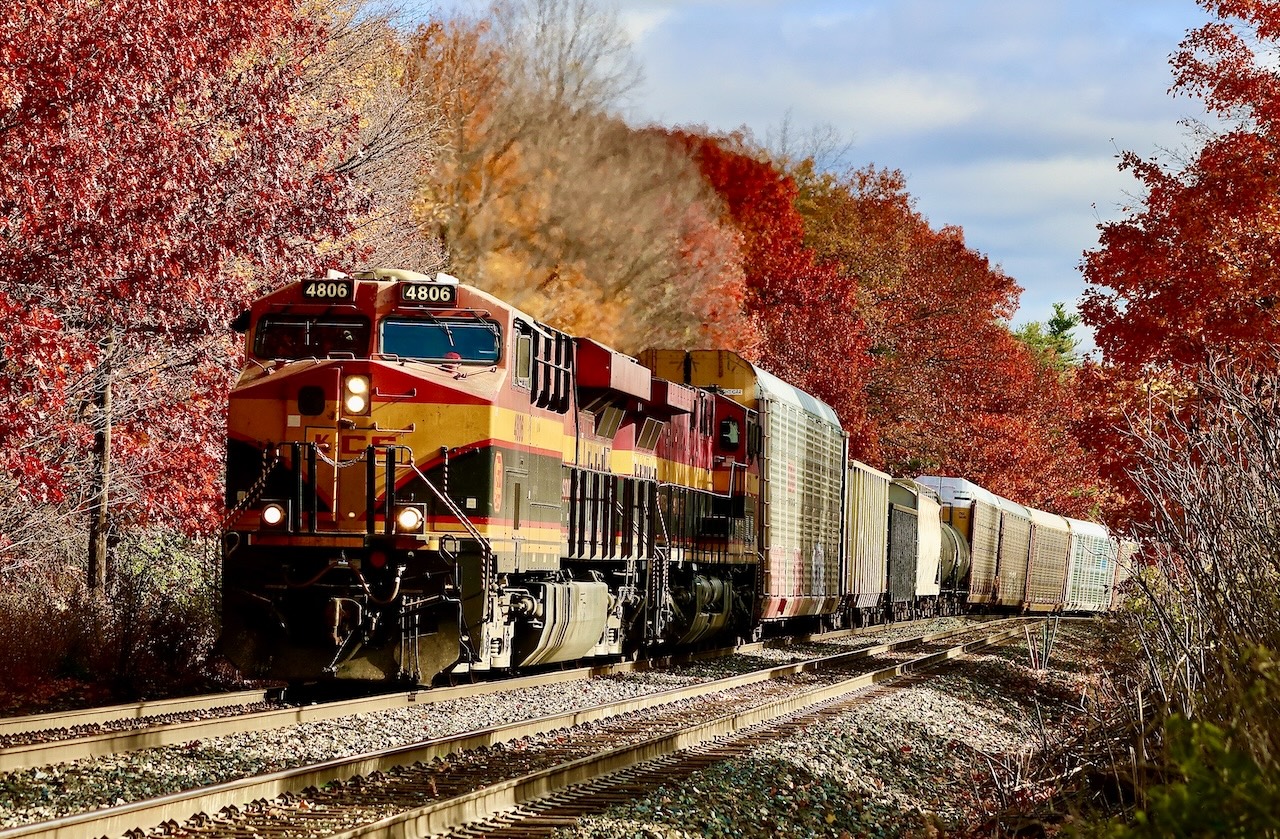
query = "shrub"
xmin=0 ymin=528 xmax=222 ymax=708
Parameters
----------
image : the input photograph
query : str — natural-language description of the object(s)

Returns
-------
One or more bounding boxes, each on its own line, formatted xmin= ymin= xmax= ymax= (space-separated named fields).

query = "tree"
xmin=793 ymin=164 xmax=1106 ymax=515
xmin=0 ymin=0 xmax=369 ymax=580
xmin=1081 ymin=1 xmax=1280 ymax=372
xmin=664 ymin=130 xmax=874 ymax=450
xmin=410 ymin=2 xmax=755 ymax=353
xmin=1014 ymin=303 xmax=1082 ymax=372
xmin=314 ymin=0 xmax=445 ymax=270
xmin=1077 ymin=1 xmax=1280 ymax=526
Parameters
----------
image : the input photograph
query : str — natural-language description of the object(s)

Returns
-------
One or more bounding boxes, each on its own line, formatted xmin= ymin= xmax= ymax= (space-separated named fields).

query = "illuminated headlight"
xmin=261 ymin=502 xmax=287 ymax=527
xmin=343 ymin=375 xmax=370 ymax=415
xmin=394 ymin=505 xmax=425 ymax=533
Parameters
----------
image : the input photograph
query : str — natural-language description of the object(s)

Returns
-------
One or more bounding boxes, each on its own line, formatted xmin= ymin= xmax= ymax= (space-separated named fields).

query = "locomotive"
xmin=217 ymin=268 xmax=1130 ymax=686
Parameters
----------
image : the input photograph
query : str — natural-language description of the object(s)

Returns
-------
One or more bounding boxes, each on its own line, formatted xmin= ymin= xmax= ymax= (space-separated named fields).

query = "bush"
xmin=1072 ymin=356 xmax=1280 ymax=836
xmin=0 ymin=528 xmax=223 ymax=709
xmin=1083 ymin=713 xmax=1280 ymax=838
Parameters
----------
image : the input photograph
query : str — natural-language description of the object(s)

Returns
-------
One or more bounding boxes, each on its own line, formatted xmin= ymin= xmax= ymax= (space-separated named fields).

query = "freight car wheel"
xmin=445 ymin=669 xmax=476 ymax=687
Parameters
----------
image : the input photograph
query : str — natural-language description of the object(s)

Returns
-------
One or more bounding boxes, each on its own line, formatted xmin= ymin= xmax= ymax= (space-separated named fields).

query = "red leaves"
xmin=664 ymin=130 xmax=872 ymax=444
xmin=1084 ymin=3 xmax=1280 ymax=372
xmin=1078 ymin=2 xmax=1280 ymax=525
xmin=0 ymin=0 xmax=368 ymax=546
xmin=796 ymin=165 xmax=1107 ymax=516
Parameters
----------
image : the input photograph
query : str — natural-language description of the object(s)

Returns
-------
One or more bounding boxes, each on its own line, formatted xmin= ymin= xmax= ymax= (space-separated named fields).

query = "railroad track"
xmin=0 ymin=618 xmax=1032 ymax=839
xmin=0 ymin=615 xmax=991 ymax=771
xmin=430 ymin=673 xmax=938 ymax=839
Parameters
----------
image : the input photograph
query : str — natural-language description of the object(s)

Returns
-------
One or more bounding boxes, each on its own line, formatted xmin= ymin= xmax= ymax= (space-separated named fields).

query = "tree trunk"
xmin=87 ymin=330 xmax=114 ymax=590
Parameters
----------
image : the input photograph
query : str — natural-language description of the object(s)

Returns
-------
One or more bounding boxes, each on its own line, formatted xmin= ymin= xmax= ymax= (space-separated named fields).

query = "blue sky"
xmin=425 ymin=0 xmax=1218 ymax=348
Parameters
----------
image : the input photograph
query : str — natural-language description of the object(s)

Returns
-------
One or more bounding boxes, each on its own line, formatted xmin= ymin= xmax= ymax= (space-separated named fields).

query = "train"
xmin=217 ymin=268 xmax=1133 ymax=686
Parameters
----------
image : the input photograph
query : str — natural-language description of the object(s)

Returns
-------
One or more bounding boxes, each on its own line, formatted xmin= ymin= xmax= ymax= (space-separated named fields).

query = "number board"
xmin=399 ymin=281 xmax=458 ymax=307
xmin=300 ymin=278 xmax=355 ymax=302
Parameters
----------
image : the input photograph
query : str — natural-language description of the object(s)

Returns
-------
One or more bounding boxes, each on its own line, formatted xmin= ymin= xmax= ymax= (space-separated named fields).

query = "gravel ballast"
xmin=0 ymin=617 xmax=1051 ymax=831
xmin=559 ymin=622 xmax=1102 ymax=839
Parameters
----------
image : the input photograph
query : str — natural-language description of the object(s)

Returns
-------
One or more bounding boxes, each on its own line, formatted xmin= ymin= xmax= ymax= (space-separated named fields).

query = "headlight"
xmin=343 ymin=375 xmax=370 ymax=415
xmin=261 ymin=502 xmax=287 ymax=527
xmin=395 ymin=505 xmax=425 ymax=533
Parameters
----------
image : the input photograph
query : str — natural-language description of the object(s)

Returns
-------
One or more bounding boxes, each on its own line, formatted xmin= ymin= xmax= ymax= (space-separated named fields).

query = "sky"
xmin=608 ymin=0 xmax=1216 ymax=348
xmin=427 ymin=0 xmax=1220 ymax=350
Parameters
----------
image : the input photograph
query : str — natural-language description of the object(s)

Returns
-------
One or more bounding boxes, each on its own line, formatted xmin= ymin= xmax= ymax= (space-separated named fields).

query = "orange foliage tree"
xmin=797 ymin=165 xmax=1107 ymax=516
xmin=410 ymin=5 xmax=757 ymax=355
xmin=664 ymin=130 xmax=874 ymax=451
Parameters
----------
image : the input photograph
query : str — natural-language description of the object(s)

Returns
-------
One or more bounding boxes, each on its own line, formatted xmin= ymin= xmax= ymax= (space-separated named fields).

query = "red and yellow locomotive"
xmin=218 ymin=269 xmax=802 ymax=685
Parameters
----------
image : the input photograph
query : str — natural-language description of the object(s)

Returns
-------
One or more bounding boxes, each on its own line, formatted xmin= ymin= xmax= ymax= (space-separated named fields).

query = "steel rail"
xmin=0 ymin=618 xmax=1028 ymax=839
xmin=334 ymin=622 xmax=1033 ymax=839
xmin=0 ymin=690 xmax=275 ymax=737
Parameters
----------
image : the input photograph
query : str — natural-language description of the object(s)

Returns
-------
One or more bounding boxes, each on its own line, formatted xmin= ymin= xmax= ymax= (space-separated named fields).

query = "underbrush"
xmin=984 ymin=613 xmax=1280 ymax=837
xmin=1066 ymin=636 xmax=1280 ymax=838
xmin=0 ymin=530 xmax=225 ymax=713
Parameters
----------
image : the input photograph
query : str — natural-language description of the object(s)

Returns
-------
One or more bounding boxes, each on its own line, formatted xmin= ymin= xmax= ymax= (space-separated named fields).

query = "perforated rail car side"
xmin=1064 ymin=518 xmax=1115 ymax=612
xmin=844 ymin=460 xmax=891 ymax=618
xmin=1025 ymin=508 xmax=1071 ymax=612
xmin=1112 ymin=539 xmax=1139 ymax=609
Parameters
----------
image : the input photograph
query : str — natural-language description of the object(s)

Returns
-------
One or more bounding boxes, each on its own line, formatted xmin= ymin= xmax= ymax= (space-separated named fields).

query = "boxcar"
xmin=993 ymin=496 xmax=1032 ymax=609
xmin=1025 ymin=508 xmax=1071 ymax=612
xmin=1112 ymin=539 xmax=1139 ymax=608
xmin=886 ymin=480 xmax=942 ymax=619
xmin=914 ymin=484 xmax=942 ymax=612
xmin=1064 ymin=518 xmax=1116 ymax=612
xmin=845 ymin=460 xmax=891 ymax=623
xmin=886 ymin=480 xmax=920 ymax=621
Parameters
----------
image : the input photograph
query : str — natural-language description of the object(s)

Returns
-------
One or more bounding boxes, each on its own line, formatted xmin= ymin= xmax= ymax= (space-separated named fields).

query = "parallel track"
xmin=0 ymin=615 xmax=990 ymax=771
xmin=0 ymin=618 xmax=1031 ymax=839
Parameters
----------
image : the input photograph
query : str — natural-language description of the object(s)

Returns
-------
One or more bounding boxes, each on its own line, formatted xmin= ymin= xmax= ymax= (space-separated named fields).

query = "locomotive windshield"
xmin=380 ymin=318 xmax=502 ymax=363
xmin=254 ymin=315 xmax=371 ymax=359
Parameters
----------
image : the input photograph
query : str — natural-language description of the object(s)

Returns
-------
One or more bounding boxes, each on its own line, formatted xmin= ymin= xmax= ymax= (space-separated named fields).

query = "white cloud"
xmin=619 ymin=8 xmax=674 ymax=43
xmin=792 ymin=73 xmax=984 ymax=139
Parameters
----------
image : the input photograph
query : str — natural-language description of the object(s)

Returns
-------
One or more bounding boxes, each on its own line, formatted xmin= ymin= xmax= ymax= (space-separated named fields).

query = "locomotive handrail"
xmin=373 ymin=422 xmax=416 ymax=433
xmin=218 ymin=447 xmax=281 ymax=537
xmin=397 ymin=447 xmax=492 ymax=556
xmin=397 ymin=446 xmax=497 ymax=631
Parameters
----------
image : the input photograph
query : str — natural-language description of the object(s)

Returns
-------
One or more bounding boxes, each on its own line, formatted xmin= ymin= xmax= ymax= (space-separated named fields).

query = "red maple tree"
xmin=1082 ymin=0 xmax=1280 ymax=371
xmin=1078 ymin=1 xmax=1280 ymax=525
xmin=798 ymin=165 xmax=1107 ymax=516
xmin=663 ymin=130 xmax=874 ymax=452
xmin=0 ymin=0 xmax=368 ymax=560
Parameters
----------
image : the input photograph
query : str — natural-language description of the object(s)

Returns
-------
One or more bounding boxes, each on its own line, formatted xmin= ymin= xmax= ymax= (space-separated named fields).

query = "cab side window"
xmin=719 ymin=418 xmax=741 ymax=451
xmin=514 ymin=322 xmax=533 ymax=389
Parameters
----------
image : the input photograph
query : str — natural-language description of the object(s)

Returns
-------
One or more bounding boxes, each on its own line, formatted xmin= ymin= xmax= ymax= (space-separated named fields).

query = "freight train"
xmin=217 ymin=268 xmax=1132 ymax=685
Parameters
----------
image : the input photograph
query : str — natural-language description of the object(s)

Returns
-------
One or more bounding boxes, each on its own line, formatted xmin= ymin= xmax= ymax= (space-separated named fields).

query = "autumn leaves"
xmin=4 ymin=0 xmax=1258 ymax=564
